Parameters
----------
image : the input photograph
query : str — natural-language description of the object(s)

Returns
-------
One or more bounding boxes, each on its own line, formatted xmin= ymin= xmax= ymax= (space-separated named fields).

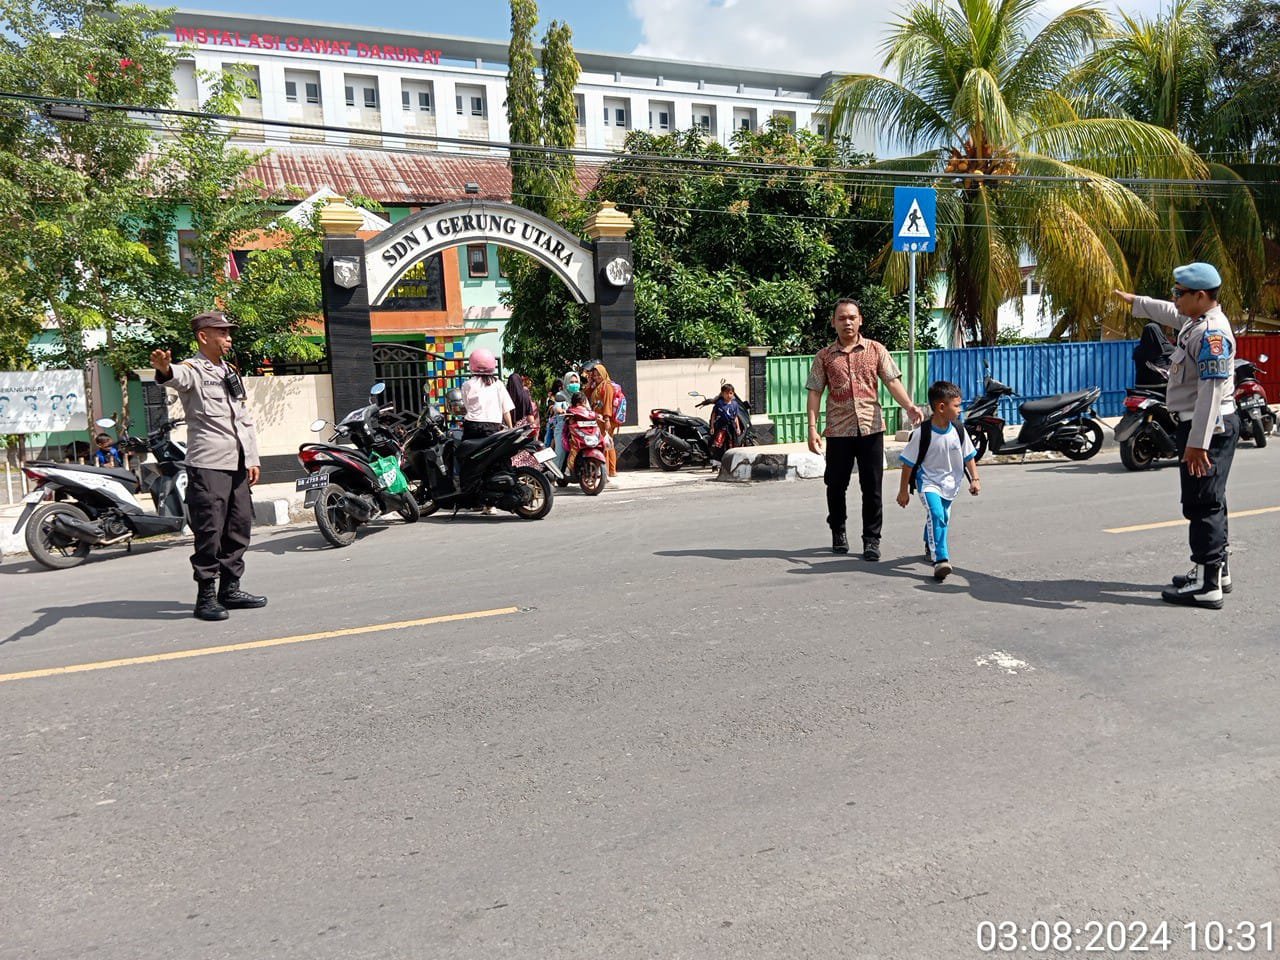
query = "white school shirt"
xmin=461 ymin=377 xmax=515 ymax=424
xmin=899 ymin=420 xmax=976 ymax=501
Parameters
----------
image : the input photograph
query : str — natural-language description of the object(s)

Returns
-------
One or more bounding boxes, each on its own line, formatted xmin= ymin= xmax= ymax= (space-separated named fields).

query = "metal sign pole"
xmin=908 ymin=250 xmax=917 ymax=402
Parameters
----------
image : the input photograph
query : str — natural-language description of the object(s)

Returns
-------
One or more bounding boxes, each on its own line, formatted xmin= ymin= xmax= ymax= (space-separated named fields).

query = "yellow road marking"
xmin=0 ymin=606 xmax=521 ymax=684
xmin=1106 ymin=506 xmax=1280 ymax=534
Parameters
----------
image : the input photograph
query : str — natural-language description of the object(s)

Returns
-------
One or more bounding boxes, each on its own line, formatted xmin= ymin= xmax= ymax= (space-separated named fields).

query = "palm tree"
xmin=1071 ymin=0 xmax=1264 ymax=320
xmin=823 ymin=0 xmax=1205 ymax=343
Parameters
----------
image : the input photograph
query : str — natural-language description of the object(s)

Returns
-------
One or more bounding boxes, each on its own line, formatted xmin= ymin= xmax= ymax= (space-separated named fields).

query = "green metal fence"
xmin=765 ymin=350 xmax=929 ymax=443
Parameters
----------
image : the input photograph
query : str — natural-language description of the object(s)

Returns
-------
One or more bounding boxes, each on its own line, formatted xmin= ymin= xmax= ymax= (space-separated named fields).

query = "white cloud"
xmin=629 ymin=0 xmax=1169 ymax=77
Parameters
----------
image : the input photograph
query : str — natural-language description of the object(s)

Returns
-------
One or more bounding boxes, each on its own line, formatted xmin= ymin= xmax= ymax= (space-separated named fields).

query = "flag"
xmin=226 ymin=250 xmax=241 ymax=282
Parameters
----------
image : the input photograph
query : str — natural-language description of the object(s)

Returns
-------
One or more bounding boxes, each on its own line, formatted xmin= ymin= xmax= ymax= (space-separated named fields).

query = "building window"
xmin=470 ymin=96 xmax=484 ymax=116
xmin=285 ymin=80 xmax=298 ymax=103
xmin=739 ymin=117 xmax=752 ymax=131
xmin=304 ymin=82 xmax=320 ymax=105
xmin=177 ymin=230 xmax=201 ymax=276
xmin=467 ymin=244 xmax=489 ymax=278
xmin=615 ymin=107 xmax=626 ymax=126
xmin=346 ymin=85 xmax=355 ymax=107
xmin=456 ymin=94 xmax=463 ymax=115
xmin=698 ymin=114 xmax=711 ymax=131
xmin=418 ymin=91 xmax=431 ymax=111
xmin=364 ymin=87 xmax=378 ymax=109
xmin=402 ymin=90 xmax=411 ymax=110
xmin=657 ymin=110 xmax=669 ymax=130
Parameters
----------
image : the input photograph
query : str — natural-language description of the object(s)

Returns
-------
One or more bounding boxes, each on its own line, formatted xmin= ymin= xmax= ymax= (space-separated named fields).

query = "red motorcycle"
xmin=558 ymin=410 xmax=608 ymax=495
xmin=1234 ymin=354 xmax=1275 ymax=448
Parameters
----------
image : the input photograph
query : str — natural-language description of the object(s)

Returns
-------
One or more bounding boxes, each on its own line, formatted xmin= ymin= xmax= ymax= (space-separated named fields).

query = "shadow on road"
xmin=657 ymin=546 xmax=1166 ymax=609
xmin=3 ymin=599 xmax=190 ymax=646
xmin=1031 ymin=460 xmax=1172 ymax=475
xmin=250 ymin=524 xmax=389 ymax=554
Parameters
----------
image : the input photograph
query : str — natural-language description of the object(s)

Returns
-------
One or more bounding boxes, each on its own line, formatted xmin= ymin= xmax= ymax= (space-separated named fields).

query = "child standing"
xmin=896 ymin=381 xmax=981 ymax=581
xmin=711 ymin=382 xmax=745 ymax=451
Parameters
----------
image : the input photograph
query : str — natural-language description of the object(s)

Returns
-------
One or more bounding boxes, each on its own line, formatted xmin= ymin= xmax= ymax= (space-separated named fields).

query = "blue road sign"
xmin=893 ymin=186 xmax=937 ymax=253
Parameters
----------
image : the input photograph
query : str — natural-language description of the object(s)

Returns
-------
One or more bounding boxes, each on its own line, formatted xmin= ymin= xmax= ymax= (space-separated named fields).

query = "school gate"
xmin=316 ymin=196 xmax=636 ymax=426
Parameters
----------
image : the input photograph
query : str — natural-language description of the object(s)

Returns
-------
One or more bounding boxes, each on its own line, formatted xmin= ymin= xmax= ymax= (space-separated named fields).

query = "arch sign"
xmin=365 ymin=200 xmax=596 ymax=305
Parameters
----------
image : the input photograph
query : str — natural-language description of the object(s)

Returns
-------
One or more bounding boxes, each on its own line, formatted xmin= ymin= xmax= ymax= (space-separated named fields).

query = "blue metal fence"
xmin=928 ymin=341 xmax=1138 ymax=425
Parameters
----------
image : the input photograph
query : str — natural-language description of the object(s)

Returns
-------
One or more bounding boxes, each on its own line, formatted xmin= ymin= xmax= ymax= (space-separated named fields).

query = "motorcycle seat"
xmin=1019 ymin=390 xmax=1094 ymax=416
xmin=41 ymin=461 xmax=140 ymax=485
xmin=457 ymin=431 xmax=515 ymax=460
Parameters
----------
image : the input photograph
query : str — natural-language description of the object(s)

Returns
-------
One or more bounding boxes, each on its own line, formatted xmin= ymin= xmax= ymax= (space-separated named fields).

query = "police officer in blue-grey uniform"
xmin=1115 ymin=262 xmax=1238 ymax=609
xmin=151 ymin=312 xmax=268 ymax=621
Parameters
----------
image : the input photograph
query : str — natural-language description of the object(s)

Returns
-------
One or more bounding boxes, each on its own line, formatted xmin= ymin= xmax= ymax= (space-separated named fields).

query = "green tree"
xmin=539 ymin=20 xmax=581 ymax=219
xmin=823 ymin=0 xmax=1204 ymax=343
xmin=1073 ymin=0 xmax=1264 ymax=319
xmin=505 ymin=0 xmax=544 ymax=212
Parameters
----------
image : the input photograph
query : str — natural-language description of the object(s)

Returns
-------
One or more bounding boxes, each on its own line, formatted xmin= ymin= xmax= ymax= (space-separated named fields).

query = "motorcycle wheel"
xmin=512 ymin=466 xmax=554 ymax=520
xmin=396 ymin=492 xmax=421 ymax=524
xmin=1062 ymin=420 xmax=1105 ymax=461
xmin=1120 ymin=434 xmax=1157 ymax=471
xmin=579 ymin=459 xmax=607 ymax=496
xmin=25 ymin=502 xmax=93 ymax=569
xmin=968 ymin=426 xmax=988 ymax=461
xmin=314 ymin=481 xmax=359 ymax=547
xmin=1253 ymin=418 xmax=1268 ymax=448
xmin=655 ymin=437 xmax=685 ymax=471
xmin=412 ymin=483 xmax=441 ymax=517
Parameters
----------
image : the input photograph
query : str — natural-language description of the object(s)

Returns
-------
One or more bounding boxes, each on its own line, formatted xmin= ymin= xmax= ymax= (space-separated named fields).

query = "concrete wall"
xmin=636 ymin=357 xmax=751 ymax=420
xmin=161 ymin=374 xmax=335 ymax=460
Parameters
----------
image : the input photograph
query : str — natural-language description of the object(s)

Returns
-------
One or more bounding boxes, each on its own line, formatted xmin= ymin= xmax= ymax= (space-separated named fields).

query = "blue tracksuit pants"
xmin=920 ymin=491 xmax=953 ymax=562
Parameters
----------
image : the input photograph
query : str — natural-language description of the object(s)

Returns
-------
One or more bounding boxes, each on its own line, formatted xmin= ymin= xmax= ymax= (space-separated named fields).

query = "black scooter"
xmin=965 ymin=372 xmax=1104 ymax=461
xmin=1115 ymin=361 xmax=1182 ymax=471
xmin=17 ymin=417 xmax=189 ymax=569
xmin=649 ymin=391 xmax=757 ymax=471
xmin=402 ymin=405 xmax=555 ymax=520
xmin=296 ymin=383 xmax=420 ymax=548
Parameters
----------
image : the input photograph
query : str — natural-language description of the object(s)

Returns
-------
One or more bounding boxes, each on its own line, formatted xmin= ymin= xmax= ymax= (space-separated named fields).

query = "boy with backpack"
xmin=896 ymin=381 xmax=981 ymax=581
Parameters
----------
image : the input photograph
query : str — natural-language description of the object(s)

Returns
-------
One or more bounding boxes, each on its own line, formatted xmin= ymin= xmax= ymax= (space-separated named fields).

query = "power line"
xmin=5 ymin=90 xmax=1280 ymax=191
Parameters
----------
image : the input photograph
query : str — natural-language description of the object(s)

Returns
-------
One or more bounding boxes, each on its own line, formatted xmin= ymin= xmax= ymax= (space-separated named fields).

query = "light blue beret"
xmin=1173 ymin=262 xmax=1222 ymax=290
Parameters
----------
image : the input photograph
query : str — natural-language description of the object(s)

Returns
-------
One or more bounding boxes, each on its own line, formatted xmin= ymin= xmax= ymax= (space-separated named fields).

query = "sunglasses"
xmin=1172 ymin=287 xmax=1201 ymax=300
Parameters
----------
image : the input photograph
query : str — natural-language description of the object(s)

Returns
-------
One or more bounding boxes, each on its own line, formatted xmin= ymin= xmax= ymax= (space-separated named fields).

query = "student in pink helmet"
xmin=459 ymin=348 xmax=513 ymax=441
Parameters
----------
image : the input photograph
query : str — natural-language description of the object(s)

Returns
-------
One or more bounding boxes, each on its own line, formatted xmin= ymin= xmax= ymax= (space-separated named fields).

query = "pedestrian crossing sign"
xmin=893 ymin=186 xmax=937 ymax=253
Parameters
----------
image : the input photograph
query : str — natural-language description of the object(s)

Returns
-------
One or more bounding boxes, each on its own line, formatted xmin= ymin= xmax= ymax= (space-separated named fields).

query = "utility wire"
xmin=5 ymin=90 xmax=1280 ymax=190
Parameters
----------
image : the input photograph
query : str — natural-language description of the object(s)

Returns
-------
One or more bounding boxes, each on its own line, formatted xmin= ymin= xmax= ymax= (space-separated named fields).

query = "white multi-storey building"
xmin=167 ymin=10 xmax=868 ymax=155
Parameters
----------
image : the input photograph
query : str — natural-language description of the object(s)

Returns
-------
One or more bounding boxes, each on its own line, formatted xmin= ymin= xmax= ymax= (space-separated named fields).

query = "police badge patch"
xmin=1197 ymin=329 xmax=1232 ymax=379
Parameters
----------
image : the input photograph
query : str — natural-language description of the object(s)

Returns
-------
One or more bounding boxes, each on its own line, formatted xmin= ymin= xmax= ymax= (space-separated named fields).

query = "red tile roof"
xmin=245 ymin=146 xmax=602 ymax=206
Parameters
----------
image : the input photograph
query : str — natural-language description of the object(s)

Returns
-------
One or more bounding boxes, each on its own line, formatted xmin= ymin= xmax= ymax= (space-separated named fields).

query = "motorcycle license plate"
xmin=296 ymin=473 xmax=329 ymax=491
xmin=1239 ymin=396 xmax=1264 ymax=408
xmin=533 ymin=447 xmax=556 ymax=464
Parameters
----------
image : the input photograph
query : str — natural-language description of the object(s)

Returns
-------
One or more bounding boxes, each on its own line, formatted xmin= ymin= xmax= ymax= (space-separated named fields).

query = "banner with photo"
xmin=0 ymin=371 xmax=89 ymax=434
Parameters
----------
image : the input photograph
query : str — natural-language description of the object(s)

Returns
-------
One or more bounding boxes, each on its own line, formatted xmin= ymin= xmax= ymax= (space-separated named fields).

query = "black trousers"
xmin=187 ymin=462 xmax=253 ymax=583
xmin=462 ymin=421 xmax=503 ymax=440
xmin=1176 ymin=414 xmax=1238 ymax=566
xmin=824 ymin=433 xmax=885 ymax=540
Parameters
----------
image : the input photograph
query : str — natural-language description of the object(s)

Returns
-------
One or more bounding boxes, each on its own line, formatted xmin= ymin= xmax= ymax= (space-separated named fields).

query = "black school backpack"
xmin=907 ymin=423 xmax=935 ymax=495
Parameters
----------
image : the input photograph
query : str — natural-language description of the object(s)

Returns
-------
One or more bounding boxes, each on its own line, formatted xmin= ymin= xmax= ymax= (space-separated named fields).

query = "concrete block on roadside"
xmin=253 ymin=498 xmax=290 ymax=527
xmin=716 ymin=448 xmax=824 ymax=483
xmin=792 ymin=452 xmax=826 ymax=479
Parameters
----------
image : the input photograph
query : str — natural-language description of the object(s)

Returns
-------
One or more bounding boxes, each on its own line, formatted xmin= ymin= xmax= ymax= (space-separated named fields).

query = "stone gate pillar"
xmin=318 ymin=196 xmax=375 ymax=421
xmin=585 ymin=202 xmax=637 ymax=420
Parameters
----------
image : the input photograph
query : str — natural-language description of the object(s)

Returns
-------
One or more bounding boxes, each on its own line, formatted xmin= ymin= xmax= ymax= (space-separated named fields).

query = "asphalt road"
xmin=4 ymin=446 xmax=1280 ymax=960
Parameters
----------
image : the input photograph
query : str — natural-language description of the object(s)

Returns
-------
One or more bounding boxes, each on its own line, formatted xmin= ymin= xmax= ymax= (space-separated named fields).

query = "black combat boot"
xmin=195 ymin=579 xmax=229 ymax=621
xmin=862 ymin=538 xmax=881 ymax=562
xmin=1172 ymin=554 xmax=1232 ymax=594
xmin=1161 ymin=563 xmax=1224 ymax=609
xmin=831 ymin=527 xmax=849 ymax=555
xmin=217 ymin=577 xmax=268 ymax=610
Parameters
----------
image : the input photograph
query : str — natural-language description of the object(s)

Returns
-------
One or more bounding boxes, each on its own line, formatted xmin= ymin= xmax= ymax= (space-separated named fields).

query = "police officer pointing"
xmin=1115 ymin=262 xmax=1238 ymax=609
xmin=151 ymin=312 xmax=267 ymax=621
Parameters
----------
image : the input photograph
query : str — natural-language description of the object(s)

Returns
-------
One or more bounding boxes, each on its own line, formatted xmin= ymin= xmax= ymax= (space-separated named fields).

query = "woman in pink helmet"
xmin=459 ymin=348 xmax=514 ymax=442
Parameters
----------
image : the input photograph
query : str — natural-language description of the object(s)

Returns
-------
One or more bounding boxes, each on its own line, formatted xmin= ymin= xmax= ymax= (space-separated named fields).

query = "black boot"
xmin=1161 ymin=563 xmax=1225 ymax=609
xmin=862 ymin=538 xmax=881 ymax=562
xmin=218 ymin=577 xmax=268 ymax=610
xmin=831 ymin=527 xmax=849 ymax=554
xmin=195 ymin=579 xmax=229 ymax=621
xmin=1173 ymin=554 xmax=1232 ymax=594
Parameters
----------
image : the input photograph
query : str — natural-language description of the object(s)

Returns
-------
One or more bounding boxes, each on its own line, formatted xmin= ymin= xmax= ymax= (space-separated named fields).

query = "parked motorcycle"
xmin=555 ymin=409 xmax=608 ymax=495
xmin=296 ymin=383 xmax=420 ymax=548
xmin=16 ymin=416 xmax=190 ymax=569
xmin=1234 ymin=354 xmax=1274 ymax=448
xmin=649 ymin=391 xmax=758 ymax=471
xmin=964 ymin=373 xmax=1104 ymax=461
xmin=402 ymin=405 xmax=555 ymax=520
xmin=1115 ymin=386 xmax=1181 ymax=470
